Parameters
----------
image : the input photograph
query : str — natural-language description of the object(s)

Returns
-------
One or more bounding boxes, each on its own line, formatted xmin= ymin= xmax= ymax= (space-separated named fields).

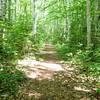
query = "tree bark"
xmin=8 ymin=0 xmax=11 ymax=24
xmin=86 ymin=0 xmax=91 ymax=48
xmin=65 ymin=0 xmax=72 ymax=42
xmin=0 ymin=0 xmax=6 ymax=60
xmin=32 ymin=0 xmax=38 ymax=35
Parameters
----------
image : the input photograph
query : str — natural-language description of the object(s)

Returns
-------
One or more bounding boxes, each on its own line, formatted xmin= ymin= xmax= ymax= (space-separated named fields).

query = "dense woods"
xmin=0 ymin=0 xmax=100 ymax=99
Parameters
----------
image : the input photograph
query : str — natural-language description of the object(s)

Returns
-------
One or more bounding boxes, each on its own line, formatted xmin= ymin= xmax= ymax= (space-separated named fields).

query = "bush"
xmin=56 ymin=43 xmax=76 ymax=60
xmin=74 ymin=49 xmax=100 ymax=77
xmin=0 ymin=66 xmax=27 ymax=96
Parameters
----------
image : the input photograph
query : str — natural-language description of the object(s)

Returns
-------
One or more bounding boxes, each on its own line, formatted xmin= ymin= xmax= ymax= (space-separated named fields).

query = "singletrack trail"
xmin=16 ymin=44 xmax=98 ymax=100
xmin=17 ymin=43 xmax=74 ymax=80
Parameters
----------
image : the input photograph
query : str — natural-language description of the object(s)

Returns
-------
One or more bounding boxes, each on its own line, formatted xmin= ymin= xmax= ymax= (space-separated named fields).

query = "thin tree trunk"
xmin=14 ymin=0 xmax=17 ymax=20
xmin=8 ymin=0 xmax=11 ymax=25
xmin=86 ymin=0 xmax=91 ymax=48
xmin=94 ymin=0 xmax=99 ymax=34
xmin=0 ymin=0 xmax=6 ymax=60
xmin=16 ymin=0 xmax=20 ymax=16
xmin=66 ymin=0 xmax=71 ymax=42
xmin=32 ymin=0 xmax=38 ymax=35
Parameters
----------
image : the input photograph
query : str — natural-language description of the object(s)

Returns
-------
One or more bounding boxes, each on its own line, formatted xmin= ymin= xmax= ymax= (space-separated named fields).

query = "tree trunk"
xmin=32 ymin=0 xmax=38 ymax=35
xmin=65 ymin=0 xmax=71 ymax=42
xmin=95 ymin=0 xmax=98 ymax=33
xmin=8 ymin=0 xmax=11 ymax=25
xmin=0 ymin=0 xmax=6 ymax=60
xmin=13 ymin=0 xmax=17 ymax=21
xmin=86 ymin=0 xmax=91 ymax=48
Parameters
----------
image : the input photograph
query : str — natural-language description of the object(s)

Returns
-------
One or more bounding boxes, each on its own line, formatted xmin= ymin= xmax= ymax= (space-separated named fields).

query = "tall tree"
xmin=7 ymin=0 xmax=11 ymax=25
xmin=0 ymin=0 xmax=6 ymax=60
xmin=66 ymin=0 xmax=71 ymax=42
xmin=32 ymin=0 xmax=38 ymax=35
xmin=86 ymin=0 xmax=91 ymax=48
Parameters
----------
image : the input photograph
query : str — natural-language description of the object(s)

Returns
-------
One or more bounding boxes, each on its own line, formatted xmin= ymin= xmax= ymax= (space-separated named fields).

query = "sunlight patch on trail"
xmin=74 ymin=86 xmax=91 ymax=92
xmin=17 ymin=58 xmax=64 ymax=79
xmin=18 ymin=59 xmax=64 ymax=71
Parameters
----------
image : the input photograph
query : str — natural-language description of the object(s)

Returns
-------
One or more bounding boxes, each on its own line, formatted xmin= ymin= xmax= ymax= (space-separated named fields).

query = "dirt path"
xmin=16 ymin=44 xmax=98 ymax=100
xmin=17 ymin=44 xmax=75 ymax=79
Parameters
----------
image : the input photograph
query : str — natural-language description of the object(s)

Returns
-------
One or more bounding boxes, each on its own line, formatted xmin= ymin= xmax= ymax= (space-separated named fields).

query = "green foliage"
xmin=56 ymin=43 xmax=100 ymax=78
xmin=2 ymin=13 xmax=33 ymax=61
xmin=78 ymin=62 xmax=100 ymax=77
xmin=74 ymin=50 xmax=92 ymax=62
xmin=92 ymin=48 xmax=100 ymax=63
xmin=13 ymin=13 xmax=32 ymax=33
xmin=0 ymin=1 xmax=100 ymax=99
xmin=0 ymin=66 xmax=27 ymax=95
xmin=96 ymin=88 xmax=100 ymax=93
xmin=56 ymin=44 xmax=73 ymax=60
xmin=33 ymin=21 xmax=47 ymax=48
xmin=56 ymin=42 xmax=83 ymax=60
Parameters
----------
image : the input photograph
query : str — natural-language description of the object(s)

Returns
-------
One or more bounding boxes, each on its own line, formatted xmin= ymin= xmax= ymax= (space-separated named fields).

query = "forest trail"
xmin=17 ymin=43 xmax=74 ymax=80
xmin=16 ymin=44 xmax=98 ymax=100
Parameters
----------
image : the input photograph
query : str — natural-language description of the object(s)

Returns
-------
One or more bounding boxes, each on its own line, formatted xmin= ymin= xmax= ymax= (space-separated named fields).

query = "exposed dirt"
xmin=15 ymin=44 xmax=99 ymax=100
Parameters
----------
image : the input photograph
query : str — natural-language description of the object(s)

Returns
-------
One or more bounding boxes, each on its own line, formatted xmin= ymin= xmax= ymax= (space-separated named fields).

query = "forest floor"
xmin=15 ymin=44 xmax=99 ymax=100
xmin=1 ymin=44 xmax=99 ymax=100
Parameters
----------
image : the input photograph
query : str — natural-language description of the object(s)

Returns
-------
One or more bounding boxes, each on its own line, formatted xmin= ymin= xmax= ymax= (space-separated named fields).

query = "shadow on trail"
xmin=17 ymin=72 xmax=91 ymax=100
